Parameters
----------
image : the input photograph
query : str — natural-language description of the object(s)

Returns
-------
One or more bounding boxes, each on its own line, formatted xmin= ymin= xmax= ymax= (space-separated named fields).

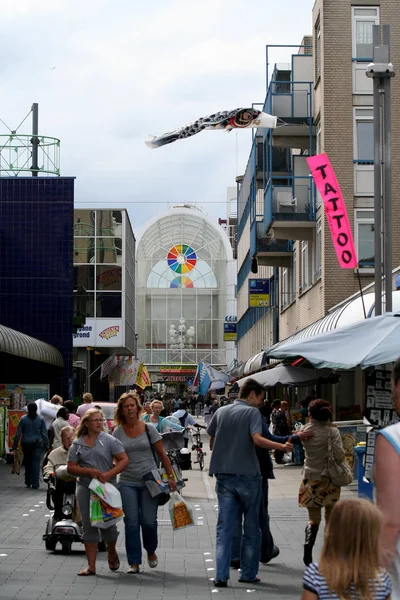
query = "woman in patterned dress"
xmin=299 ymin=399 xmax=346 ymax=566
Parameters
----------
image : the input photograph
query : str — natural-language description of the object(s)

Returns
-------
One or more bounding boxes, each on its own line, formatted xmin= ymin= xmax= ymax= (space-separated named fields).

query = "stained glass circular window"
xmin=170 ymin=276 xmax=194 ymax=289
xmin=167 ymin=244 xmax=197 ymax=274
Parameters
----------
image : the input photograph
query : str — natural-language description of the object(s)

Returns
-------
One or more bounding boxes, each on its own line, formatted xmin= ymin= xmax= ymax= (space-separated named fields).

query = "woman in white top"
xmin=52 ymin=407 xmax=71 ymax=449
xmin=375 ymin=357 xmax=400 ymax=600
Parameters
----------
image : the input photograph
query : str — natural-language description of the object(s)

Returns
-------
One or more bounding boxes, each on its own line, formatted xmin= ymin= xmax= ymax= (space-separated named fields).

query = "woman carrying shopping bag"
xmin=113 ymin=392 xmax=177 ymax=574
xmin=67 ymin=408 xmax=128 ymax=576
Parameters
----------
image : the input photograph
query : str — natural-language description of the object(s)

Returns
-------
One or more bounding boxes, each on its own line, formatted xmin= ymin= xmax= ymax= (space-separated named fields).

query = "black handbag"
xmin=144 ymin=425 xmax=171 ymax=506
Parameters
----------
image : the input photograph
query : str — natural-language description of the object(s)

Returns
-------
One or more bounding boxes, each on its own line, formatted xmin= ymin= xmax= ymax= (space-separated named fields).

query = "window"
xmin=315 ymin=19 xmax=321 ymax=79
xmin=301 ymin=241 xmax=309 ymax=290
xmin=354 ymin=108 xmax=374 ymax=162
xmin=352 ymin=7 xmax=379 ymax=60
xmin=292 ymin=248 xmax=297 ymax=296
xmin=315 ymin=219 xmax=322 ymax=279
xmin=282 ymin=268 xmax=288 ymax=309
xmin=355 ymin=209 xmax=375 ymax=269
xmin=316 ymin=124 xmax=322 ymax=208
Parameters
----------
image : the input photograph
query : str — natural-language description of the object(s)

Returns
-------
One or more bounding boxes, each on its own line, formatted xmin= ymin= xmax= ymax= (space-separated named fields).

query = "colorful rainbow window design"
xmin=170 ymin=276 xmax=194 ymax=289
xmin=167 ymin=245 xmax=197 ymax=274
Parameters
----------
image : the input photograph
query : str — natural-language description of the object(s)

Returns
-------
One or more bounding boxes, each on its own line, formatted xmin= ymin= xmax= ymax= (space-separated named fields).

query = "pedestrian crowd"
xmin=10 ymin=360 xmax=400 ymax=599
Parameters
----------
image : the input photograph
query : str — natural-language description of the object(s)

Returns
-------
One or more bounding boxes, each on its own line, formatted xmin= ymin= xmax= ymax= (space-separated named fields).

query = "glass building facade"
xmin=137 ymin=207 xmax=233 ymax=371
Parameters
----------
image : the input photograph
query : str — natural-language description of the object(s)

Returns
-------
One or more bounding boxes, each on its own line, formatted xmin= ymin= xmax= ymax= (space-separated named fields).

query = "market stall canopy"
xmin=0 ymin=324 xmax=63 ymax=367
xmin=265 ymin=313 xmax=400 ymax=370
xmin=244 ymin=351 xmax=268 ymax=376
xmin=237 ymin=364 xmax=328 ymax=388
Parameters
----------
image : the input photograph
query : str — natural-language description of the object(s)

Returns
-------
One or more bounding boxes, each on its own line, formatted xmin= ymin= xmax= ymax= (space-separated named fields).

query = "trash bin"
xmin=354 ymin=444 xmax=374 ymax=500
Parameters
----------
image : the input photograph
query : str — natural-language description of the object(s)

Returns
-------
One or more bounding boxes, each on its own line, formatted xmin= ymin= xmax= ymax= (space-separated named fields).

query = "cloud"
xmin=0 ymin=0 xmax=313 ymax=230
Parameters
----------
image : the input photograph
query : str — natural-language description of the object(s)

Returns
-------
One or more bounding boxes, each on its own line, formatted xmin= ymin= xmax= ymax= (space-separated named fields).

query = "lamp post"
xmin=366 ymin=25 xmax=395 ymax=314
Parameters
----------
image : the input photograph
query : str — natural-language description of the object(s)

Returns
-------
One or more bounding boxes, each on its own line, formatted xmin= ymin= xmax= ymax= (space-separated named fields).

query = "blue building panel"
xmin=0 ymin=177 xmax=74 ymax=396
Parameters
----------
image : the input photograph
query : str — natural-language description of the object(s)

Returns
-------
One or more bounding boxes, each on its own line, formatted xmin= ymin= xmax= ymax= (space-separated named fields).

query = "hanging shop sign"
xmin=224 ymin=322 xmax=237 ymax=342
xmin=73 ymin=318 xmax=124 ymax=347
xmin=307 ymin=153 xmax=357 ymax=269
xmin=160 ymin=367 xmax=197 ymax=375
xmin=249 ymin=279 xmax=270 ymax=307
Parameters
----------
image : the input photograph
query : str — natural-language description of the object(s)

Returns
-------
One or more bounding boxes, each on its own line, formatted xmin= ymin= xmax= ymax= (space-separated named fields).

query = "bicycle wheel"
xmin=198 ymin=451 xmax=204 ymax=470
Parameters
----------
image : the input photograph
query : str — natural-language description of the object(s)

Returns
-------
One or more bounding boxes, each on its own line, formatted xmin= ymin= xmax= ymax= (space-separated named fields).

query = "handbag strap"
xmin=144 ymin=424 xmax=160 ymax=467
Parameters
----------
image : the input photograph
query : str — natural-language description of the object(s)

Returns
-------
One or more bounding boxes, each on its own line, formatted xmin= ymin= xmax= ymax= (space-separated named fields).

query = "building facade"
xmin=0 ymin=177 xmax=74 ymax=397
xmin=73 ymin=209 xmax=136 ymax=399
xmin=136 ymin=206 xmax=234 ymax=392
xmin=236 ymin=2 xmax=400 ymax=366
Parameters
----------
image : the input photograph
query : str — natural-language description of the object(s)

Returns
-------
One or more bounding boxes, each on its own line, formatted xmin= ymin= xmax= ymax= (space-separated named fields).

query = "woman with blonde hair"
xmin=113 ymin=392 xmax=177 ymax=574
xmin=301 ymin=498 xmax=392 ymax=600
xmin=67 ymin=408 xmax=128 ymax=576
xmin=142 ymin=399 xmax=185 ymax=434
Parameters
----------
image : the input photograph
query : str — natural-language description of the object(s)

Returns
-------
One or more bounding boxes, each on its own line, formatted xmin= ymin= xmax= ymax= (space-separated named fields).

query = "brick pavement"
xmin=0 ymin=441 xmax=357 ymax=600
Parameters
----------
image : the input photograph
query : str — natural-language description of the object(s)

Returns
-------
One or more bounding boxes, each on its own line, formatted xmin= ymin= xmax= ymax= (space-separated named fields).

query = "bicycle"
xmin=191 ymin=424 xmax=206 ymax=470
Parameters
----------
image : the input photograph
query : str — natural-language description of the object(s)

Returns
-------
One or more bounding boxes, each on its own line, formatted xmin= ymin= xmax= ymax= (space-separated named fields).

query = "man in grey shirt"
xmin=207 ymin=378 xmax=292 ymax=587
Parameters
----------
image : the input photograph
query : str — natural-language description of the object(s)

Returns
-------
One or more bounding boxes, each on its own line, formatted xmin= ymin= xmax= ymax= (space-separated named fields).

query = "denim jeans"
xmin=215 ymin=474 xmax=262 ymax=582
xmin=119 ymin=482 xmax=158 ymax=565
xmin=232 ymin=477 xmax=274 ymax=564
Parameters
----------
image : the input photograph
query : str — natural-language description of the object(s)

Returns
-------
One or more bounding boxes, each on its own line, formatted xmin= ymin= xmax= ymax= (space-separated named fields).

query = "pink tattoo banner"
xmin=307 ymin=153 xmax=358 ymax=269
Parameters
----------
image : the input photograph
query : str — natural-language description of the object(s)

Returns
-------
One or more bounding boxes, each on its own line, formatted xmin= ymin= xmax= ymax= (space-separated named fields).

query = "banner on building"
xmin=136 ymin=364 xmax=151 ymax=389
xmin=249 ymin=279 xmax=270 ymax=307
xmin=145 ymin=108 xmax=277 ymax=149
xmin=100 ymin=354 xmax=118 ymax=380
xmin=224 ymin=322 xmax=237 ymax=342
xmin=307 ymin=153 xmax=358 ymax=269
xmin=109 ymin=357 xmax=141 ymax=386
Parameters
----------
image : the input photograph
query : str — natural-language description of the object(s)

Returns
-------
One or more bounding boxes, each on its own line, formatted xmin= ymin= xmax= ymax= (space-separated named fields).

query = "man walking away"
xmin=207 ymin=379 xmax=293 ymax=588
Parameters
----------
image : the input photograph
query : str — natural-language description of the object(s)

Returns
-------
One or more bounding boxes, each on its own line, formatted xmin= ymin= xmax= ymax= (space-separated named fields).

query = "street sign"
xmin=249 ymin=279 xmax=270 ymax=307
xmin=224 ymin=322 xmax=237 ymax=341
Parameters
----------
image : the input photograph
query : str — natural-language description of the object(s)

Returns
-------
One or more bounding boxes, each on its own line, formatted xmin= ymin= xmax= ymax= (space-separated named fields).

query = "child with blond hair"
xmin=301 ymin=498 xmax=392 ymax=600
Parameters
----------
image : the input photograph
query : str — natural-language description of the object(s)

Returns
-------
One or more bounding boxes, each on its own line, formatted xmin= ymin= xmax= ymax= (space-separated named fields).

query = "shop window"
xmin=74 ymin=238 xmax=95 ymax=264
xmin=355 ymin=209 xmax=374 ymax=269
xmin=74 ymin=265 xmax=95 ymax=291
xmin=96 ymin=210 xmax=123 ymax=237
xmin=96 ymin=292 xmax=122 ymax=318
xmin=73 ymin=291 xmax=94 ymax=318
xmin=74 ymin=211 xmax=95 ymax=236
xmin=96 ymin=266 xmax=122 ymax=291
xmin=96 ymin=238 xmax=122 ymax=264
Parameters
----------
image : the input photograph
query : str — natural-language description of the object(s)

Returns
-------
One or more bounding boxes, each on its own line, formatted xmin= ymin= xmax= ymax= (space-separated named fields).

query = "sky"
xmin=0 ymin=0 xmax=313 ymax=231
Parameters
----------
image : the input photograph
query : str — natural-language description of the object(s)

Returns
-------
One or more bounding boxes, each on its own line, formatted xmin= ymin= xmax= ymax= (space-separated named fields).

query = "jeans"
xmin=215 ymin=474 xmax=262 ymax=582
xmin=22 ymin=442 xmax=43 ymax=488
xmin=232 ymin=478 xmax=275 ymax=564
xmin=119 ymin=482 xmax=158 ymax=565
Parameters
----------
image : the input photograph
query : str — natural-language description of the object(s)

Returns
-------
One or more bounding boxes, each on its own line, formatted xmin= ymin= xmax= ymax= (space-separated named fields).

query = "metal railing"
xmin=0 ymin=134 xmax=60 ymax=176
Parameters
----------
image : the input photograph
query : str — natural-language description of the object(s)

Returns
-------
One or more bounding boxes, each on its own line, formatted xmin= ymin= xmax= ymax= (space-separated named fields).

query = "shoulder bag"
xmin=327 ymin=427 xmax=353 ymax=487
xmin=144 ymin=425 xmax=172 ymax=506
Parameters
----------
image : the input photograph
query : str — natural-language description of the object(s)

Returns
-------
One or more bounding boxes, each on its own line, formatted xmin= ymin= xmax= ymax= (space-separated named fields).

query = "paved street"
xmin=0 ymin=437 xmax=357 ymax=600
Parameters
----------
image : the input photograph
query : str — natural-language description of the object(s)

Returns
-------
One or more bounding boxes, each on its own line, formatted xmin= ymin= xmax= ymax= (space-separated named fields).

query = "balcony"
xmin=264 ymin=59 xmax=315 ymax=149
xmin=262 ymin=148 xmax=317 ymax=240
xmin=251 ymin=218 xmax=293 ymax=268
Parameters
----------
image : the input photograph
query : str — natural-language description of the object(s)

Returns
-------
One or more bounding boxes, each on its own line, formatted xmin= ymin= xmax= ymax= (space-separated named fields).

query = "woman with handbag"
xmin=113 ymin=392 xmax=177 ymax=574
xmin=67 ymin=408 xmax=129 ymax=576
xmin=12 ymin=402 xmax=49 ymax=489
xmin=298 ymin=399 xmax=348 ymax=567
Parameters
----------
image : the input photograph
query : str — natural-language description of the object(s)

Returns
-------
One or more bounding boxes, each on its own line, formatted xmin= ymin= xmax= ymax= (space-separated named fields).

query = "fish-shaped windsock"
xmin=145 ymin=107 xmax=277 ymax=149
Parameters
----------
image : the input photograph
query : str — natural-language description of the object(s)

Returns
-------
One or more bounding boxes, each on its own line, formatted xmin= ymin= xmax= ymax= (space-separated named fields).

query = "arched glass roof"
xmin=137 ymin=207 xmax=232 ymax=264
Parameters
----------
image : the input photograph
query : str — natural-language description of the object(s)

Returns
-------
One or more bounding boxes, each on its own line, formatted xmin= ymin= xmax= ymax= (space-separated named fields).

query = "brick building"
xmin=236 ymin=1 xmax=400 ymax=367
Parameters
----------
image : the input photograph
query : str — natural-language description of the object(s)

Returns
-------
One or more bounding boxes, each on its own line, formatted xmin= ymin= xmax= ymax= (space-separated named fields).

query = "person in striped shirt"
xmin=302 ymin=498 xmax=392 ymax=600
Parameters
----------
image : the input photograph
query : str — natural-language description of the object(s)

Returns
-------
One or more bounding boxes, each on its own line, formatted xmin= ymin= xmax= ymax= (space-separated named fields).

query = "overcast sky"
xmin=1 ymin=0 xmax=313 ymax=231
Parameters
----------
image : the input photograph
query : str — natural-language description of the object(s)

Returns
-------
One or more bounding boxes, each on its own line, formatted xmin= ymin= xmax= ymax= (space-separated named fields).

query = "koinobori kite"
xmin=145 ymin=108 xmax=278 ymax=149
